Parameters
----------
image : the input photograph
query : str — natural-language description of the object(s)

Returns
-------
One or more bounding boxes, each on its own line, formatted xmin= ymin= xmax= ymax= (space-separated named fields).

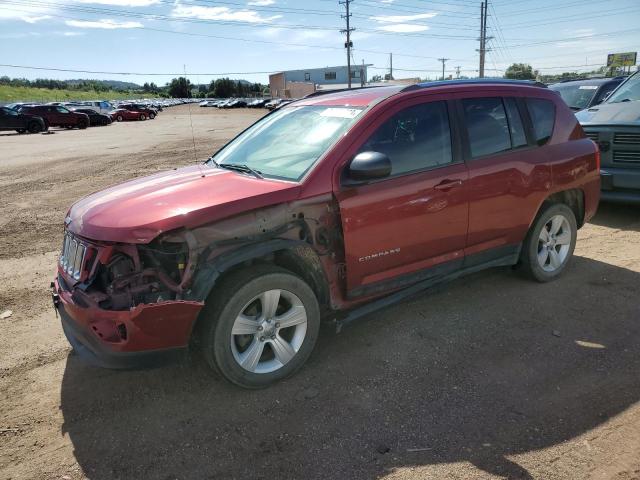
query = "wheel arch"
xmin=534 ymin=188 xmax=585 ymax=229
xmin=188 ymin=239 xmax=331 ymax=340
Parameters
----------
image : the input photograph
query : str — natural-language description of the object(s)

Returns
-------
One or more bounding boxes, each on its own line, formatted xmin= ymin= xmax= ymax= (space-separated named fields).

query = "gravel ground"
xmin=0 ymin=105 xmax=639 ymax=480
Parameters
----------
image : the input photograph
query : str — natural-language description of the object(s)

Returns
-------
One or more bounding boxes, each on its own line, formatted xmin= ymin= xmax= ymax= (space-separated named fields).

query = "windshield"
xmin=607 ymin=73 xmax=640 ymax=103
xmin=549 ymin=83 xmax=599 ymax=110
xmin=207 ymin=105 xmax=363 ymax=181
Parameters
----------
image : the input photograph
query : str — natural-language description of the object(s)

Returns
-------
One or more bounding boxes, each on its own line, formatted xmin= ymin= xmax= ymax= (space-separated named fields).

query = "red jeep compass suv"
xmin=52 ymin=80 xmax=600 ymax=388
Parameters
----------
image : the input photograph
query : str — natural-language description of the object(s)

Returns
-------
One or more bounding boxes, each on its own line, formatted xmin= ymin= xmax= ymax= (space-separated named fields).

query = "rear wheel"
xmin=116 ymin=115 xmax=123 ymax=122
xmin=520 ymin=203 xmax=577 ymax=282
xmin=139 ymin=113 xmax=147 ymax=121
xmin=27 ymin=121 xmax=42 ymax=133
xmin=78 ymin=119 xmax=88 ymax=130
xmin=200 ymin=265 xmax=320 ymax=388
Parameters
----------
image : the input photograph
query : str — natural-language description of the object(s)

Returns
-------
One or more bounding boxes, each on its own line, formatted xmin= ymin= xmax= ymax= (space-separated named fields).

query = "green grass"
xmin=0 ymin=85 xmax=159 ymax=103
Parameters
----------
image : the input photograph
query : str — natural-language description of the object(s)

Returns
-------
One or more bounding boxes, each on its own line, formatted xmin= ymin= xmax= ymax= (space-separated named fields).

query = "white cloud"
xmin=381 ymin=0 xmax=395 ymax=3
xmin=0 ymin=4 xmax=53 ymax=24
xmin=75 ymin=0 xmax=160 ymax=5
xmin=248 ymin=0 xmax=275 ymax=5
xmin=171 ymin=4 xmax=281 ymax=23
xmin=379 ymin=24 xmax=429 ymax=33
xmin=371 ymin=13 xmax=436 ymax=23
xmin=66 ymin=19 xmax=143 ymax=29
xmin=62 ymin=31 xmax=86 ymax=36
xmin=22 ymin=15 xmax=51 ymax=23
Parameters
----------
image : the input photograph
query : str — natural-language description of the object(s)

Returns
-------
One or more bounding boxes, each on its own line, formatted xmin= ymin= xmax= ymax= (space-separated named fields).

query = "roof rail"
xmin=302 ymin=85 xmax=387 ymax=99
xmin=402 ymin=78 xmax=547 ymax=92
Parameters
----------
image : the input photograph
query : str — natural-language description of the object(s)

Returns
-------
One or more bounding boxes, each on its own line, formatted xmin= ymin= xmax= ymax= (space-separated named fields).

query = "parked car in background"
xmin=265 ymin=98 xmax=283 ymax=110
xmin=577 ymin=71 xmax=640 ymax=203
xmin=119 ymin=103 xmax=157 ymax=119
xmin=549 ymin=77 xmax=626 ymax=111
xmin=18 ymin=105 xmax=89 ymax=129
xmin=0 ymin=106 xmax=47 ymax=133
xmin=110 ymin=108 xmax=147 ymax=122
xmin=248 ymin=98 xmax=270 ymax=108
xmin=71 ymin=108 xmax=112 ymax=126
xmin=53 ymin=79 xmax=600 ymax=388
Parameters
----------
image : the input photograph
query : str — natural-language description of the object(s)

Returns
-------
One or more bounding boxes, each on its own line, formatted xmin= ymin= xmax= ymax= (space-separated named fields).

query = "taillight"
xmin=594 ymin=141 xmax=601 ymax=171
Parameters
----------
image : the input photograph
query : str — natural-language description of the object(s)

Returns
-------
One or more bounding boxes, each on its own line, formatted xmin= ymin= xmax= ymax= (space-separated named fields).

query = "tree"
xmin=213 ymin=78 xmax=236 ymax=98
xmin=504 ymin=63 xmax=538 ymax=80
xmin=167 ymin=77 xmax=192 ymax=98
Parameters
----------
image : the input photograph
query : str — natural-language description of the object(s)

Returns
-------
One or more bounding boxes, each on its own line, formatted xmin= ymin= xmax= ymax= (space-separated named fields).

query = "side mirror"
xmin=348 ymin=151 xmax=392 ymax=181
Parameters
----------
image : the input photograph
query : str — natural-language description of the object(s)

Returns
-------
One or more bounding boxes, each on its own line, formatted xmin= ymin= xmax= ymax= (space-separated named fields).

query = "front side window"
xmin=208 ymin=105 xmax=362 ymax=181
xmin=1 ymin=107 xmax=17 ymax=116
xmin=526 ymin=98 xmax=555 ymax=146
xmin=463 ymin=97 xmax=511 ymax=158
xmin=56 ymin=106 xmax=70 ymax=113
xmin=358 ymin=101 xmax=452 ymax=176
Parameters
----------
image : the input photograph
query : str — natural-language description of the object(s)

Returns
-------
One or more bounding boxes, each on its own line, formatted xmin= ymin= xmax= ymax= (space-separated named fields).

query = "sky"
xmin=0 ymin=0 xmax=639 ymax=86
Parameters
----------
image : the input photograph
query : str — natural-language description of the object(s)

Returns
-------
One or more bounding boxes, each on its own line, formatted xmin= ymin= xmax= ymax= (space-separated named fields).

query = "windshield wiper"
xmin=217 ymin=162 xmax=264 ymax=179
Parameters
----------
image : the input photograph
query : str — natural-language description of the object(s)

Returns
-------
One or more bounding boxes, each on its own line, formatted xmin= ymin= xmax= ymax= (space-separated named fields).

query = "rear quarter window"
xmin=526 ymin=98 xmax=555 ymax=146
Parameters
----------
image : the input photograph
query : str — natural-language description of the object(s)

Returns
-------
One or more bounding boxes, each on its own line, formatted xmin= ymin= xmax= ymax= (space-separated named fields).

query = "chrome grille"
xmin=59 ymin=232 xmax=87 ymax=280
xmin=613 ymin=150 xmax=640 ymax=164
xmin=614 ymin=132 xmax=640 ymax=145
xmin=584 ymin=131 xmax=599 ymax=142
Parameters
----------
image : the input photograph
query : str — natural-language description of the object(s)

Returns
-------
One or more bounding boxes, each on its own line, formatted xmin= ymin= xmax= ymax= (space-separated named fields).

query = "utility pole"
xmin=339 ymin=0 xmax=354 ymax=88
xmin=389 ymin=52 xmax=393 ymax=80
xmin=438 ymin=58 xmax=449 ymax=81
xmin=455 ymin=65 xmax=461 ymax=79
xmin=478 ymin=0 xmax=493 ymax=78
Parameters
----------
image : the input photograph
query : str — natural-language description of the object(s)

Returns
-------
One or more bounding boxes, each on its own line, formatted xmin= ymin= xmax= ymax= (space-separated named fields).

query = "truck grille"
xmin=59 ymin=232 xmax=87 ymax=280
xmin=614 ymin=132 xmax=640 ymax=145
xmin=584 ymin=131 xmax=599 ymax=142
xmin=613 ymin=150 xmax=640 ymax=164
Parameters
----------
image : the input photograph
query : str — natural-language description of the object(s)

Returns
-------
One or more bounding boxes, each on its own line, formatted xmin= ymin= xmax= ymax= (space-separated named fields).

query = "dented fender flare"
xmin=186 ymin=238 xmax=313 ymax=302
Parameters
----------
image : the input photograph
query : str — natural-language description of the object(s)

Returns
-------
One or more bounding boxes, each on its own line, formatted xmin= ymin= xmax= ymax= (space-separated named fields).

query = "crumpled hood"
xmin=576 ymin=100 xmax=640 ymax=126
xmin=66 ymin=165 xmax=300 ymax=243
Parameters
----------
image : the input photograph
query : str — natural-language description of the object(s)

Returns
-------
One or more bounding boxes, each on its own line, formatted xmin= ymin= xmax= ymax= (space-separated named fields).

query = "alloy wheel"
xmin=537 ymin=214 xmax=572 ymax=272
xmin=230 ymin=289 xmax=308 ymax=374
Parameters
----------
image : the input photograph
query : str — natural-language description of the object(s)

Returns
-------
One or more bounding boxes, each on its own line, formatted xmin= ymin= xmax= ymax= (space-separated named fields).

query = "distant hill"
xmin=64 ymin=79 xmax=142 ymax=90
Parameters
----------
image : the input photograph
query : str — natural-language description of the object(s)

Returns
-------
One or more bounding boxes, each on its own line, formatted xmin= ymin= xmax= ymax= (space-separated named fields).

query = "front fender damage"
xmin=63 ymin=194 xmax=345 ymax=321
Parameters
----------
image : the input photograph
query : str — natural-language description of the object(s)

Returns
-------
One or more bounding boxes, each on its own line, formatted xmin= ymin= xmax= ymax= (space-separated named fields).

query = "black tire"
xmin=139 ymin=114 xmax=146 ymax=121
xmin=78 ymin=119 xmax=88 ymax=130
xmin=16 ymin=128 xmax=26 ymax=134
xmin=149 ymin=112 xmax=155 ymax=119
xmin=199 ymin=265 xmax=321 ymax=389
xmin=520 ymin=203 xmax=577 ymax=282
xmin=116 ymin=115 xmax=123 ymax=122
xmin=27 ymin=121 xmax=42 ymax=133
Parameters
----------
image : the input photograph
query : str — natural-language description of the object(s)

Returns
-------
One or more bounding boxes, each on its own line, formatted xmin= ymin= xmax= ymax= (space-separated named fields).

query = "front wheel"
xmin=149 ymin=112 xmax=155 ymax=119
xmin=520 ymin=203 xmax=577 ymax=282
xmin=139 ymin=114 xmax=146 ymax=121
xmin=200 ymin=266 xmax=320 ymax=388
xmin=116 ymin=115 xmax=123 ymax=122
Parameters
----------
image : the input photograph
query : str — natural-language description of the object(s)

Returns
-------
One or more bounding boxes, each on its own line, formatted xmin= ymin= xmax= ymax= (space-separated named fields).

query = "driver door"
xmin=335 ymin=99 xmax=469 ymax=297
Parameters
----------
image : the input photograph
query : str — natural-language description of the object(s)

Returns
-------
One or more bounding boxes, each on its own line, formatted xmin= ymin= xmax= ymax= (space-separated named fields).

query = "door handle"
xmin=434 ymin=179 xmax=463 ymax=191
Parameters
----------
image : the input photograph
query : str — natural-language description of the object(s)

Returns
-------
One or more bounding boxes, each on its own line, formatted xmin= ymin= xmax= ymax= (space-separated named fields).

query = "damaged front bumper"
xmin=52 ymin=274 xmax=203 ymax=369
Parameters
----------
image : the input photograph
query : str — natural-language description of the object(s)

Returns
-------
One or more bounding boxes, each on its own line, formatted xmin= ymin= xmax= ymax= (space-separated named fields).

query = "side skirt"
xmin=335 ymin=245 xmax=521 ymax=333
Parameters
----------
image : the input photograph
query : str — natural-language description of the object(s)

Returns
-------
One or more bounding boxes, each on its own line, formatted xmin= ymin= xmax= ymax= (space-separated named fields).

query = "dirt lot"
xmin=1 ymin=105 xmax=639 ymax=480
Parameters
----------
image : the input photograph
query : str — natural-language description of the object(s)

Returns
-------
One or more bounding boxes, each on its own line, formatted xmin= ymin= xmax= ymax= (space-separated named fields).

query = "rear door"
xmin=459 ymin=95 xmax=552 ymax=264
xmin=335 ymin=98 xmax=469 ymax=297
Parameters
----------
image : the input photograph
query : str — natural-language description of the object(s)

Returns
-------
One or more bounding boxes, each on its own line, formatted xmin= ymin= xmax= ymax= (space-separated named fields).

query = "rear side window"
xmin=359 ymin=101 xmax=453 ymax=176
xmin=526 ymin=98 xmax=555 ymax=146
xmin=504 ymin=98 xmax=527 ymax=148
xmin=462 ymin=97 xmax=511 ymax=158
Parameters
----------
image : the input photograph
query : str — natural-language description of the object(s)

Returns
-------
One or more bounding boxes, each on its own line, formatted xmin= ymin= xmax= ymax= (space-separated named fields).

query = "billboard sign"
xmin=607 ymin=52 xmax=637 ymax=67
